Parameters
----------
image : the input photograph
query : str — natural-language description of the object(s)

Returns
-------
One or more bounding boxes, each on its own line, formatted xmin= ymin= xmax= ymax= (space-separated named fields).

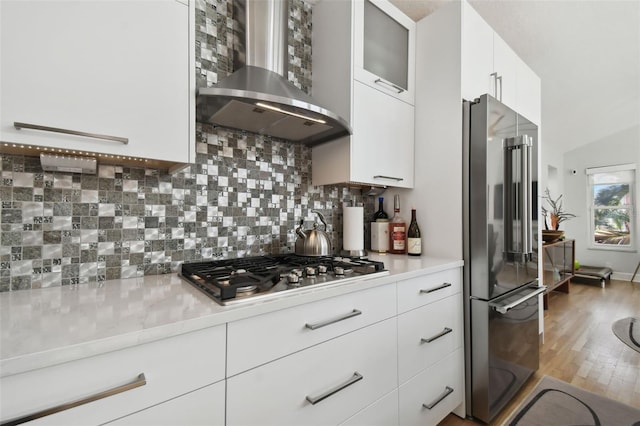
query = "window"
xmin=586 ymin=164 xmax=636 ymax=250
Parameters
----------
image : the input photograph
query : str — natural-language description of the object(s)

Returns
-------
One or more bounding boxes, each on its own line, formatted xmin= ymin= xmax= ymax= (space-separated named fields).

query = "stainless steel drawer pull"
xmin=14 ymin=122 xmax=129 ymax=145
xmin=373 ymin=175 xmax=404 ymax=181
xmin=422 ymin=386 xmax=454 ymax=410
xmin=305 ymin=372 xmax=363 ymax=405
xmin=419 ymin=282 xmax=452 ymax=294
xmin=421 ymin=327 xmax=453 ymax=344
xmin=305 ymin=309 xmax=362 ymax=330
xmin=0 ymin=373 xmax=146 ymax=426
xmin=374 ymin=78 xmax=405 ymax=94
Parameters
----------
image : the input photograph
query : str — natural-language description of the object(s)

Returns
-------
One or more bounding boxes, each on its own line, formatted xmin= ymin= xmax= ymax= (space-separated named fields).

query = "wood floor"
xmin=439 ymin=278 xmax=640 ymax=426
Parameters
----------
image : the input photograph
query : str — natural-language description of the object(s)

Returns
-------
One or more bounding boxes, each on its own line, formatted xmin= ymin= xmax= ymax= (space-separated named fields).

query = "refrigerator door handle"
xmin=490 ymin=286 xmax=546 ymax=314
xmin=503 ymin=135 xmax=534 ymax=263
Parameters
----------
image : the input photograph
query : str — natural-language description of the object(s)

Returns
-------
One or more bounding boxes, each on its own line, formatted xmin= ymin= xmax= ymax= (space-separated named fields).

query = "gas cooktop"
xmin=179 ymin=254 xmax=388 ymax=306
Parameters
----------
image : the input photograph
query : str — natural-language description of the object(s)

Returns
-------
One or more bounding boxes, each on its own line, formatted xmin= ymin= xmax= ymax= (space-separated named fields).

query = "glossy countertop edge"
xmin=0 ymin=255 xmax=463 ymax=377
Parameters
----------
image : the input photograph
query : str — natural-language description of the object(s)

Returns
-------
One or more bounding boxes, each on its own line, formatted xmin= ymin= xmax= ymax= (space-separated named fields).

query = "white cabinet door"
xmin=353 ymin=0 xmax=416 ymax=105
xmin=339 ymin=389 xmax=399 ymax=426
xmin=492 ymin=32 xmax=518 ymax=109
xmin=0 ymin=0 xmax=191 ymax=164
xmin=351 ymin=81 xmax=414 ymax=188
xmin=105 ymin=381 xmax=225 ymax=426
xmin=227 ymin=318 xmax=398 ymax=426
xmin=461 ymin=1 xmax=494 ymax=102
xmin=0 ymin=326 xmax=225 ymax=426
xmin=397 ymin=294 xmax=463 ymax=384
xmin=398 ymin=348 xmax=464 ymax=426
xmin=515 ymin=56 xmax=542 ymax=125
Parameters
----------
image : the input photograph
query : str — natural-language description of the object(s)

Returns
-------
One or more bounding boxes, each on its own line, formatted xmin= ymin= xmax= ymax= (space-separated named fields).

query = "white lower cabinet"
xmin=398 ymin=348 xmax=464 ymax=426
xmin=397 ymin=294 xmax=463 ymax=384
xmin=0 ymin=325 xmax=225 ymax=426
xmin=105 ymin=381 xmax=225 ymax=426
xmin=339 ymin=389 xmax=399 ymax=426
xmin=226 ymin=318 xmax=398 ymax=426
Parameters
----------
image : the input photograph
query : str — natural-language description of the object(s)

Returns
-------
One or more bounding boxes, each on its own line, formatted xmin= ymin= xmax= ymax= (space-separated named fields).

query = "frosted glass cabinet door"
xmin=0 ymin=0 xmax=191 ymax=164
xmin=354 ymin=0 xmax=415 ymax=105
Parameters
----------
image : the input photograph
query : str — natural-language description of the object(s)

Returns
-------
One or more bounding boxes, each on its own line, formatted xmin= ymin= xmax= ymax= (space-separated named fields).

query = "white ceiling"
xmin=390 ymin=0 xmax=640 ymax=155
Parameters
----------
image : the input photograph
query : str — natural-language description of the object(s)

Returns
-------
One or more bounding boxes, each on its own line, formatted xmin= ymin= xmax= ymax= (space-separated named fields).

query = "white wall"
xmin=561 ymin=124 xmax=640 ymax=279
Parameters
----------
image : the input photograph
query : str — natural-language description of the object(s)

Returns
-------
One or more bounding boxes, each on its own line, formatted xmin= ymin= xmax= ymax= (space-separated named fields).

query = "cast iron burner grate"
xmin=180 ymin=254 xmax=386 ymax=303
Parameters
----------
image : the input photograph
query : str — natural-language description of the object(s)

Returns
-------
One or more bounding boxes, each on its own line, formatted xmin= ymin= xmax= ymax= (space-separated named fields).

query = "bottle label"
xmin=407 ymin=237 xmax=421 ymax=255
xmin=391 ymin=226 xmax=406 ymax=250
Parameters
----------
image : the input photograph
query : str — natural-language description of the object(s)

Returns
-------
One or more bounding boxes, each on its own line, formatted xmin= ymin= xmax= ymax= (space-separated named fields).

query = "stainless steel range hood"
xmin=197 ymin=0 xmax=351 ymax=146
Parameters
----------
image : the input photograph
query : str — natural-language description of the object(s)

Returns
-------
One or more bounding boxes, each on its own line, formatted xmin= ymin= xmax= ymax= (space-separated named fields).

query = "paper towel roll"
xmin=343 ymin=206 xmax=364 ymax=251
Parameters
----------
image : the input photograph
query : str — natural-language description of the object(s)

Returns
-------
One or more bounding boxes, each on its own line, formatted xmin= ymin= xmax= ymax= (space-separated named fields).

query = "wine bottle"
xmin=388 ymin=195 xmax=406 ymax=254
xmin=372 ymin=197 xmax=389 ymax=222
xmin=407 ymin=208 xmax=422 ymax=256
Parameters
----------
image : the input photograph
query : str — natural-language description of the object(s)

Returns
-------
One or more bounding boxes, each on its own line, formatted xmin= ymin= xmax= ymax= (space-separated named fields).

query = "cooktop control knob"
xmin=305 ymin=266 xmax=317 ymax=276
xmin=318 ymin=265 xmax=328 ymax=274
xmin=287 ymin=273 xmax=300 ymax=286
xmin=334 ymin=266 xmax=345 ymax=276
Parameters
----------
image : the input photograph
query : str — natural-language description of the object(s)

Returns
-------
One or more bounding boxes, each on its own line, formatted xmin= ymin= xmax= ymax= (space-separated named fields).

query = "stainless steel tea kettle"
xmin=295 ymin=210 xmax=332 ymax=256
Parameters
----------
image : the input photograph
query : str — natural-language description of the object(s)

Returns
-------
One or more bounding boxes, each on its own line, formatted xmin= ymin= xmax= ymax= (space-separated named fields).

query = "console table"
xmin=542 ymin=238 xmax=575 ymax=309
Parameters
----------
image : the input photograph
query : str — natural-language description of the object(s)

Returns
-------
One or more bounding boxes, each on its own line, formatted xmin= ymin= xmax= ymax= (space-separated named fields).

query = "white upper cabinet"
xmin=311 ymin=0 xmax=415 ymax=189
xmin=354 ymin=0 xmax=416 ymax=105
xmin=460 ymin=2 xmax=540 ymax=125
xmin=0 ymin=0 xmax=193 ymax=168
xmin=460 ymin=2 xmax=494 ymax=103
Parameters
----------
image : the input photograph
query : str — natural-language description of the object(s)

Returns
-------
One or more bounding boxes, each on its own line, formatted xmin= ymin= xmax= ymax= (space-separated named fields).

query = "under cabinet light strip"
xmin=255 ymin=102 xmax=326 ymax=124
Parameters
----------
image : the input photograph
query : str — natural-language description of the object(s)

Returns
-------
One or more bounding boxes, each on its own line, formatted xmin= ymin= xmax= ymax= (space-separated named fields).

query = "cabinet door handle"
xmin=490 ymin=72 xmax=498 ymax=98
xmin=1 ymin=373 xmax=146 ymax=426
xmin=305 ymin=309 xmax=362 ymax=330
xmin=373 ymin=175 xmax=404 ymax=182
xmin=420 ymin=327 xmax=453 ymax=344
xmin=305 ymin=372 xmax=363 ymax=405
xmin=373 ymin=78 xmax=405 ymax=94
xmin=422 ymin=386 xmax=454 ymax=410
xmin=419 ymin=282 xmax=452 ymax=294
xmin=496 ymin=75 xmax=503 ymax=101
xmin=14 ymin=122 xmax=129 ymax=145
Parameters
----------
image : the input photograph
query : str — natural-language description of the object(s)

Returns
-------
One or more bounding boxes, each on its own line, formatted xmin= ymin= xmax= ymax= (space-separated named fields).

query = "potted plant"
xmin=541 ymin=188 xmax=576 ymax=230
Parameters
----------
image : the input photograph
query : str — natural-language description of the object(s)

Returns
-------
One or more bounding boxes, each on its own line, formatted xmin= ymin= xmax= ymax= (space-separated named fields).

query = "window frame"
xmin=586 ymin=163 xmax=636 ymax=252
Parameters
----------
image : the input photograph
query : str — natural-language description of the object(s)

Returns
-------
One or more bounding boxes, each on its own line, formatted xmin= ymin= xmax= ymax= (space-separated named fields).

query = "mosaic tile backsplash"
xmin=0 ymin=0 xmax=373 ymax=292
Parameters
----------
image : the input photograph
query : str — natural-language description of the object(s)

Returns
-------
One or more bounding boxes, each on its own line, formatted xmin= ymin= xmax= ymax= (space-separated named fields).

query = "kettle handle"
xmin=311 ymin=210 xmax=328 ymax=231
xmin=296 ymin=218 xmax=306 ymax=238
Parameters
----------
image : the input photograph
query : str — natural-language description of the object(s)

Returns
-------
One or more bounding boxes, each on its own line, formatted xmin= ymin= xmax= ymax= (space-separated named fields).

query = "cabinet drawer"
xmin=398 ymin=348 xmax=464 ymax=426
xmin=397 ymin=268 xmax=461 ymax=313
xmin=227 ymin=283 xmax=395 ymax=376
xmin=105 ymin=380 xmax=225 ymax=426
xmin=227 ymin=318 xmax=398 ymax=426
xmin=0 ymin=325 xmax=225 ymax=426
xmin=339 ymin=389 xmax=398 ymax=426
xmin=398 ymin=294 xmax=463 ymax=384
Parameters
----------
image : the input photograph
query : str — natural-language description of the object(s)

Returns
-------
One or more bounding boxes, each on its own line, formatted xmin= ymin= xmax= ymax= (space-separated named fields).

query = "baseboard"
xmin=611 ymin=272 xmax=640 ymax=283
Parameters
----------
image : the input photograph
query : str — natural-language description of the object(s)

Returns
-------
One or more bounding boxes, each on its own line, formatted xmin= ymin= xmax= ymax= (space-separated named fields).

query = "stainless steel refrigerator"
xmin=462 ymin=94 xmax=545 ymax=423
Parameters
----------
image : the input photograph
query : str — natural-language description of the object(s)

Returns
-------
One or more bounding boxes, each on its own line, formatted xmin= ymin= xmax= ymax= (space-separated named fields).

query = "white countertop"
xmin=0 ymin=254 xmax=462 ymax=377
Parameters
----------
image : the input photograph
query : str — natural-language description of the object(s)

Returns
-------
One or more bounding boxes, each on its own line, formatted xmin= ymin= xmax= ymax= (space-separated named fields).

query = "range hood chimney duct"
xmin=197 ymin=0 xmax=351 ymax=146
